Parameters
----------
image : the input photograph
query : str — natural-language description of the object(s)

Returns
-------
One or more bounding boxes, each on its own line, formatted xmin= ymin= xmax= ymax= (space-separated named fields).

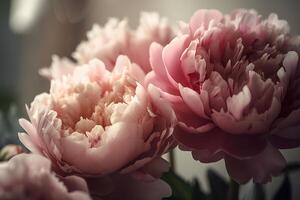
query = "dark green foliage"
xmin=162 ymin=170 xmax=193 ymax=200
xmin=162 ymin=162 xmax=300 ymax=200
xmin=191 ymin=179 xmax=206 ymax=200
xmin=207 ymin=169 xmax=228 ymax=200
xmin=0 ymin=105 xmax=21 ymax=148
xmin=273 ymin=175 xmax=291 ymax=200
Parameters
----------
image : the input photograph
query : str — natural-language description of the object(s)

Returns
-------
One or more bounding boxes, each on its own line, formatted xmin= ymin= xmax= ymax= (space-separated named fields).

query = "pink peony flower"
xmin=146 ymin=9 xmax=300 ymax=183
xmin=40 ymin=12 xmax=174 ymax=81
xmin=0 ymin=153 xmax=91 ymax=200
xmin=39 ymin=12 xmax=173 ymax=80
xmin=19 ymin=55 xmax=175 ymax=198
xmin=39 ymin=55 xmax=77 ymax=80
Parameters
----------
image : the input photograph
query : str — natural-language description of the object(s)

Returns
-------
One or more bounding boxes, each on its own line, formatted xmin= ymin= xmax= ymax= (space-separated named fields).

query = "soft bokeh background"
xmin=1 ymin=0 xmax=300 ymax=199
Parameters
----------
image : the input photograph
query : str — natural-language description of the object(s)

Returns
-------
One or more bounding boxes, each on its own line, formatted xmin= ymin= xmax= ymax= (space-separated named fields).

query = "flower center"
xmin=51 ymin=73 xmax=137 ymax=147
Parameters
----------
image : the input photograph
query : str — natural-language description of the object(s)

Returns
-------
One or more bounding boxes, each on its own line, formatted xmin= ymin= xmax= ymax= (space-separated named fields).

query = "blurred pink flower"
xmin=40 ymin=12 xmax=174 ymax=80
xmin=146 ymin=9 xmax=300 ymax=183
xmin=39 ymin=55 xmax=76 ymax=80
xmin=19 ymin=56 xmax=175 ymax=198
xmin=0 ymin=153 xmax=91 ymax=200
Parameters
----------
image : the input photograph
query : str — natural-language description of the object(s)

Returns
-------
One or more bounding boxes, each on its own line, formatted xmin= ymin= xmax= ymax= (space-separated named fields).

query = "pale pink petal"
xmin=61 ymin=122 xmax=147 ymax=175
xmin=226 ymin=85 xmax=251 ymax=121
xmin=148 ymin=84 xmax=176 ymax=122
xmin=18 ymin=132 xmax=41 ymax=154
xmin=144 ymin=71 xmax=179 ymax=95
xmin=162 ymin=35 xmax=191 ymax=87
xmin=39 ymin=55 xmax=76 ymax=80
xmin=179 ymin=85 xmax=208 ymax=118
xmin=0 ymin=154 xmax=91 ymax=200
xmin=212 ymin=97 xmax=281 ymax=134
xmin=189 ymin=9 xmax=223 ymax=34
xmin=149 ymin=42 xmax=169 ymax=80
xmin=113 ymin=55 xmax=145 ymax=83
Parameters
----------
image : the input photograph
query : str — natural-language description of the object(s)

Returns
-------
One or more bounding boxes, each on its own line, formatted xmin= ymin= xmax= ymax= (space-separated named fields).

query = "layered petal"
xmin=224 ymin=144 xmax=286 ymax=183
xmin=147 ymin=8 xmax=300 ymax=183
xmin=0 ymin=154 xmax=91 ymax=200
xmin=19 ymin=56 xmax=175 ymax=181
xmin=72 ymin=12 xmax=174 ymax=73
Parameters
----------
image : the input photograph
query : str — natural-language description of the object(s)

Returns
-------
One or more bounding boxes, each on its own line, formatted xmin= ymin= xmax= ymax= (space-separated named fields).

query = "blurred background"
xmin=0 ymin=0 xmax=300 ymax=199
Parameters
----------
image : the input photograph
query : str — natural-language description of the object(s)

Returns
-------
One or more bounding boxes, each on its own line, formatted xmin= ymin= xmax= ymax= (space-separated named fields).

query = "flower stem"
xmin=228 ymin=178 xmax=240 ymax=200
xmin=169 ymin=149 xmax=175 ymax=172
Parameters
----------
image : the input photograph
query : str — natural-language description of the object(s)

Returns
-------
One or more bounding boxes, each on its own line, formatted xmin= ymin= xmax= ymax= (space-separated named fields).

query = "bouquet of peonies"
xmin=1 ymin=9 xmax=300 ymax=200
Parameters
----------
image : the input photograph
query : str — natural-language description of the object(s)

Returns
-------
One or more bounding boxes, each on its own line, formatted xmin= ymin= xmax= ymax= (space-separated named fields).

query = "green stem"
xmin=169 ymin=149 xmax=175 ymax=172
xmin=228 ymin=178 xmax=240 ymax=200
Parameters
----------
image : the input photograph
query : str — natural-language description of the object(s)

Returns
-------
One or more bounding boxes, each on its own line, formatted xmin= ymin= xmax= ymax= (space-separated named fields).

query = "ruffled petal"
xmin=174 ymin=126 xmax=267 ymax=159
xmin=162 ymin=35 xmax=191 ymax=87
xmin=224 ymin=144 xmax=286 ymax=183
xmin=189 ymin=9 xmax=223 ymax=34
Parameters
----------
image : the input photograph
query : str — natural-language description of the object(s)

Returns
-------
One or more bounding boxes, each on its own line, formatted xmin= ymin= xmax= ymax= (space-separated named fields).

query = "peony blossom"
xmin=0 ymin=153 xmax=91 ymax=200
xmin=40 ymin=12 xmax=174 ymax=80
xmin=39 ymin=55 xmax=77 ymax=80
xmin=74 ymin=12 xmax=173 ymax=73
xmin=146 ymin=9 xmax=300 ymax=183
xmin=19 ymin=55 xmax=175 ymax=199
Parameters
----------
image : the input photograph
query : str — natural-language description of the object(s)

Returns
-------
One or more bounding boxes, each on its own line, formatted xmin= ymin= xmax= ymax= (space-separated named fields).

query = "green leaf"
xmin=0 ymin=104 xmax=21 ymax=148
xmin=162 ymin=170 xmax=193 ymax=200
xmin=207 ymin=169 xmax=228 ymax=200
xmin=273 ymin=175 xmax=291 ymax=200
xmin=191 ymin=178 xmax=206 ymax=200
xmin=0 ymin=93 xmax=15 ymax=113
